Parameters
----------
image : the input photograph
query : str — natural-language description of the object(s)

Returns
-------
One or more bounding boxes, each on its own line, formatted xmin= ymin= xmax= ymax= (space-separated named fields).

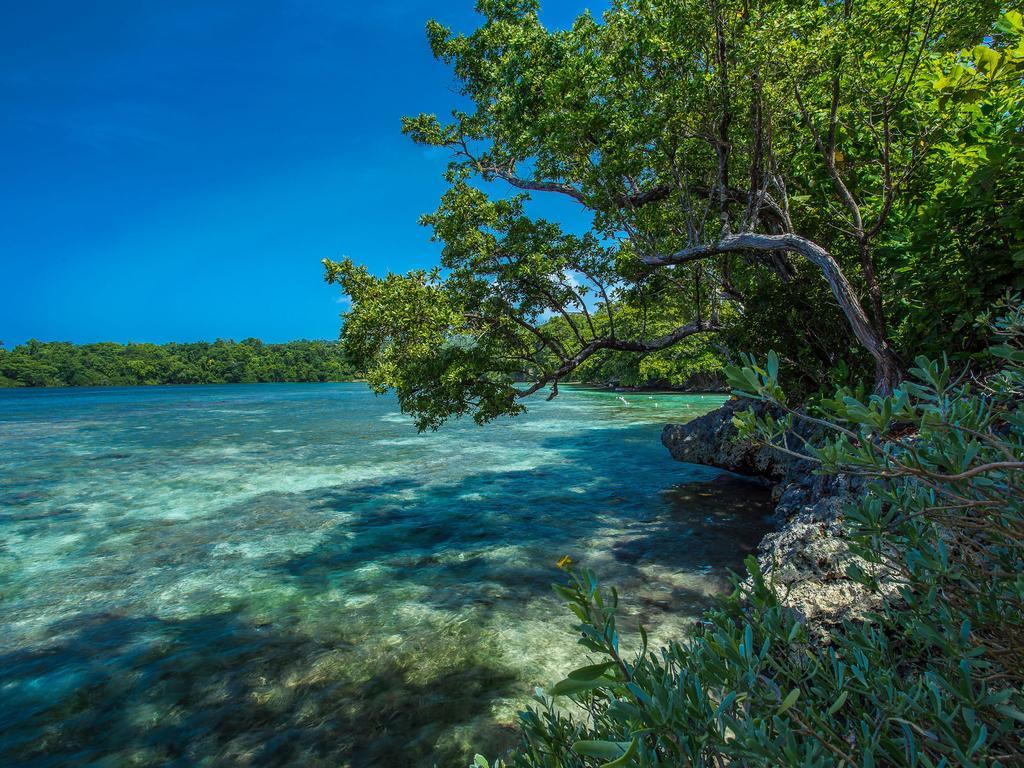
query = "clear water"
xmin=0 ymin=383 xmax=771 ymax=767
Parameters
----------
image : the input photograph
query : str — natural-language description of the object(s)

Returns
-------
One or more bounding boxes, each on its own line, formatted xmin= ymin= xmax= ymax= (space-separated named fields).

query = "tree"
xmin=0 ymin=340 xmax=358 ymax=388
xmin=327 ymin=0 xmax=1013 ymax=429
xmin=886 ymin=9 xmax=1024 ymax=356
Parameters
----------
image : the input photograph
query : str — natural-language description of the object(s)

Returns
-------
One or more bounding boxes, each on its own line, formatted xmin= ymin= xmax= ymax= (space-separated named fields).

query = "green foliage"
xmin=334 ymin=0 xmax=1022 ymax=427
xmin=721 ymin=272 xmax=873 ymax=398
xmin=481 ymin=303 xmax=1024 ymax=766
xmin=0 ymin=339 xmax=356 ymax=388
xmin=324 ymin=256 xmax=529 ymax=431
xmin=884 ymin=12 xmax=1024 ymax=358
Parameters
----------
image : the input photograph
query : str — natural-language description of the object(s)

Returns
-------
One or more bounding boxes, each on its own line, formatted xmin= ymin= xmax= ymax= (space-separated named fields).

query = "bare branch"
xmin=515 ymin=319 xmax=721 ymax=399
xmin=640 ymin=231 xmax=902 ymax=391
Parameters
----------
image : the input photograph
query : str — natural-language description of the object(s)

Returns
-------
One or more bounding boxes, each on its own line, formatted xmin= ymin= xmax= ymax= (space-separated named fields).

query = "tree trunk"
xmin=859 ymin=241 xmax=888 ymax=341
xmin=872 ymin=348 xmax=903 ymax=396
xmin=640 ymin=232 xmax=904 ymax=393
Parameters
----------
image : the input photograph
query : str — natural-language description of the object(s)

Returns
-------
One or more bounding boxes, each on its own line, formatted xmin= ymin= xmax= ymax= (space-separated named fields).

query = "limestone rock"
xmin=664 ymin=401 xmax=893 ymax=641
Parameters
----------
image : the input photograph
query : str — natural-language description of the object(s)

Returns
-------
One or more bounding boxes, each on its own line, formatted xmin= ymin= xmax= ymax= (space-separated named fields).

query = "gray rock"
xmin=664 ymin=401 xmax=892 ymax=642
xmin=611 ymin=539 xmax=649 ymax=565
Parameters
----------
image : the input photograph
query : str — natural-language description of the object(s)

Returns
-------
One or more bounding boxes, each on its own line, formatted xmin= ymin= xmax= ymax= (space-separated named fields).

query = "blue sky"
xmin=0 ymin=1 xmax=598 ymax=346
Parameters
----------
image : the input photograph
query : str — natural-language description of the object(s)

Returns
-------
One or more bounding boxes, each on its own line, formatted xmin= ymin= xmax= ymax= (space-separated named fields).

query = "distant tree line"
xmin=0 ymin=339 xmax=358 ymax=387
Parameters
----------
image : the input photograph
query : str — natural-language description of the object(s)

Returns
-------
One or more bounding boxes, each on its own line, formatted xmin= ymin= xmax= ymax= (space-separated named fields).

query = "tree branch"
xmin=514 ymin=320 xmax=721 ymax=399
xmin=640 ymin=232 xmax=902 ymax=391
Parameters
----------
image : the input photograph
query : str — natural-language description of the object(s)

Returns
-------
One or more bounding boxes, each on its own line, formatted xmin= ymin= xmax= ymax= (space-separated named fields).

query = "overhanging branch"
xmin=514 ymin=319 xmax=721 ymax=399
xmin=640 ymin=232 xmax=902 ymax=391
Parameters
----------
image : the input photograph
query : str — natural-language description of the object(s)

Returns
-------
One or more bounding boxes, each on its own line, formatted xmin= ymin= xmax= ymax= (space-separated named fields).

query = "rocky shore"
xmin=663 ymin=399 xmax=886 ymax=639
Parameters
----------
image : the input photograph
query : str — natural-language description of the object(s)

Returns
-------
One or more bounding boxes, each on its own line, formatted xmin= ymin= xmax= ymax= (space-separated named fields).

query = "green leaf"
xmin=571 ymin=740 xmax=633 ymax=761
xmin=552 ymin=584 xmax=577 ymax=601
xmin=972 ymin=45 xmax=1001 ymax=77
xmin=549 ymin=677 xmax=612 ymax=696
xmin=607 ymin=700 xmax=644 ymax=721
xmin=827 ymin=690 xmax=848 ymax=715
xmin=777 ymin=688 xmax=800 ymax=715
xmin=567 ymin=661 xmax=618 ymax=681
xmin=996 ymin=10 xmax=1023 ymax=34
xmin=601 ymin=738 xmax=639 ymax=767
xmin=990 ymin=345 xmax=1024 ymax=362
xmin=996 ymin=705 xmax=1024 ymax=724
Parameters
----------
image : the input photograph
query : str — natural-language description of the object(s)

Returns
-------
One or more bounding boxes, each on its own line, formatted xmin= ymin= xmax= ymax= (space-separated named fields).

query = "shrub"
xmin=477 ymin=300 xmax=1024 ymax=767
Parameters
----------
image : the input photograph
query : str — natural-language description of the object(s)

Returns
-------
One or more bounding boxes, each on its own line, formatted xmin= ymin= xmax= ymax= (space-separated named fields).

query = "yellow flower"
xmin=556 ymin=555 xmax=574 ymax=570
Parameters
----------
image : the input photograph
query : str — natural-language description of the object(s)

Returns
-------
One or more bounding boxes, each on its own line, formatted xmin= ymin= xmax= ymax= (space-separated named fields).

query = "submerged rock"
xmin=611 ymin=539 xmax=650 ymax=565
xmin=663 ymin=401 xmax=892 ymax=641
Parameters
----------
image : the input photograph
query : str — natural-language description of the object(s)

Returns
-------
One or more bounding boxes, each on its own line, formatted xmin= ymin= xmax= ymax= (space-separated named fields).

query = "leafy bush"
xmin=477 ymin=301 xmax=1024 ymax=767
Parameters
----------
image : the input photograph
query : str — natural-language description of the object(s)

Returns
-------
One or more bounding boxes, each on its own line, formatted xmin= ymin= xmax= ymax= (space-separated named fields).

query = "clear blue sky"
xmin=0 ymin=1 xmax=598 ymax=346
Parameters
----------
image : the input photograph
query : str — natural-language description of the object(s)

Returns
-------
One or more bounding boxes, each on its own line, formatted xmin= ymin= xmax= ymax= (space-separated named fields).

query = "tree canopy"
xmin=327 ymin=0 xmax=1022 ymax=429
xmin=0 ymin=339 xmax=357 ymax=388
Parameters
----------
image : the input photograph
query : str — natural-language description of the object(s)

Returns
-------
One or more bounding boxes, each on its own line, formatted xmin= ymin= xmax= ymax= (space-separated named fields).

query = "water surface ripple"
xmin=0 ymin=383 xmax=770 ymax=766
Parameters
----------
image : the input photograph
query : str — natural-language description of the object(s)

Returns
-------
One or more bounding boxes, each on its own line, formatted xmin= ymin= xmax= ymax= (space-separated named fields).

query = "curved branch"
xmin=491 ymin=162 xmax=791 ymax=237
xmin=640 ymin=232 xmax=902 ymax=392
xmin=515 ymin=320 xmax=721 ymax=399
xmin=494 ymin=173 xmax=588 ymax=204
xmin=495 ymin=170 xmax=672 ymax=208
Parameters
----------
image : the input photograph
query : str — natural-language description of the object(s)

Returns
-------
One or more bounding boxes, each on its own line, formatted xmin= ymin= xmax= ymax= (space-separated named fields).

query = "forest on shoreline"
xmin=0 ymin=339 xmax=358 ymax=388
xmin=0 ymin=334 xmax=723 ymax=391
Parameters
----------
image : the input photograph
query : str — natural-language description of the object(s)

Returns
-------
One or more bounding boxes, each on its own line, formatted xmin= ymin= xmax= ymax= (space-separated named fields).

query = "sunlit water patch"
xmin=0 ymin=384 xmax=771 ymax=766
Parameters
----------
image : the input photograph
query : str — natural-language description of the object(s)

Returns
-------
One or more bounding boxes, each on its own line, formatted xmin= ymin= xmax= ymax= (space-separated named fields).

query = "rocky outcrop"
xmin=661 ymin=397 xmax=827 ymax=481
xmin=663 ymin=401 xmax=889 ymax=638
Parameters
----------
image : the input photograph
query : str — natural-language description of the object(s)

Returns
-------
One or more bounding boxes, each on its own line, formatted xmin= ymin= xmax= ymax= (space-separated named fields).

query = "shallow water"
xmin=0 ymin=383 xmax=770 ymax=767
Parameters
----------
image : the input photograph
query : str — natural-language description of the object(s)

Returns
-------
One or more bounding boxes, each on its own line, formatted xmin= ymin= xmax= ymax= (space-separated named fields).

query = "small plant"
xmin=478 ymin=301 xmax=1024 ymax=767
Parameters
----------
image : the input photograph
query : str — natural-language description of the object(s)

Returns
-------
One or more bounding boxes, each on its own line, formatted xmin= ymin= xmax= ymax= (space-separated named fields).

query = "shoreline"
xmin=0 ymin=379 xmax=366 ymax=391
xmin=564 ymin=380 xmax=729 ymax=395
xmin=663 ymin=399 xmax=881 ymax=638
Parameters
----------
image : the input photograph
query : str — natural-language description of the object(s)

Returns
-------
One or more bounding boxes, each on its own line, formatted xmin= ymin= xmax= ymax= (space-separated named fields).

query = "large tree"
xmin=326 ymin=0 xmax=1012 ymax=429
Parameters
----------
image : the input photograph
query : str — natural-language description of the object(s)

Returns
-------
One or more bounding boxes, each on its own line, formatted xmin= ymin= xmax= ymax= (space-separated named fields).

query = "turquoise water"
xmin=0 ymin=383 xmax=770 ymax=767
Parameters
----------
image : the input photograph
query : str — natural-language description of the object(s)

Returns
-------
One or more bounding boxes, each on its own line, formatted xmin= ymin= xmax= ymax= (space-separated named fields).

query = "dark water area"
xmin=0 ymin=383 xmax=772 ymax=766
